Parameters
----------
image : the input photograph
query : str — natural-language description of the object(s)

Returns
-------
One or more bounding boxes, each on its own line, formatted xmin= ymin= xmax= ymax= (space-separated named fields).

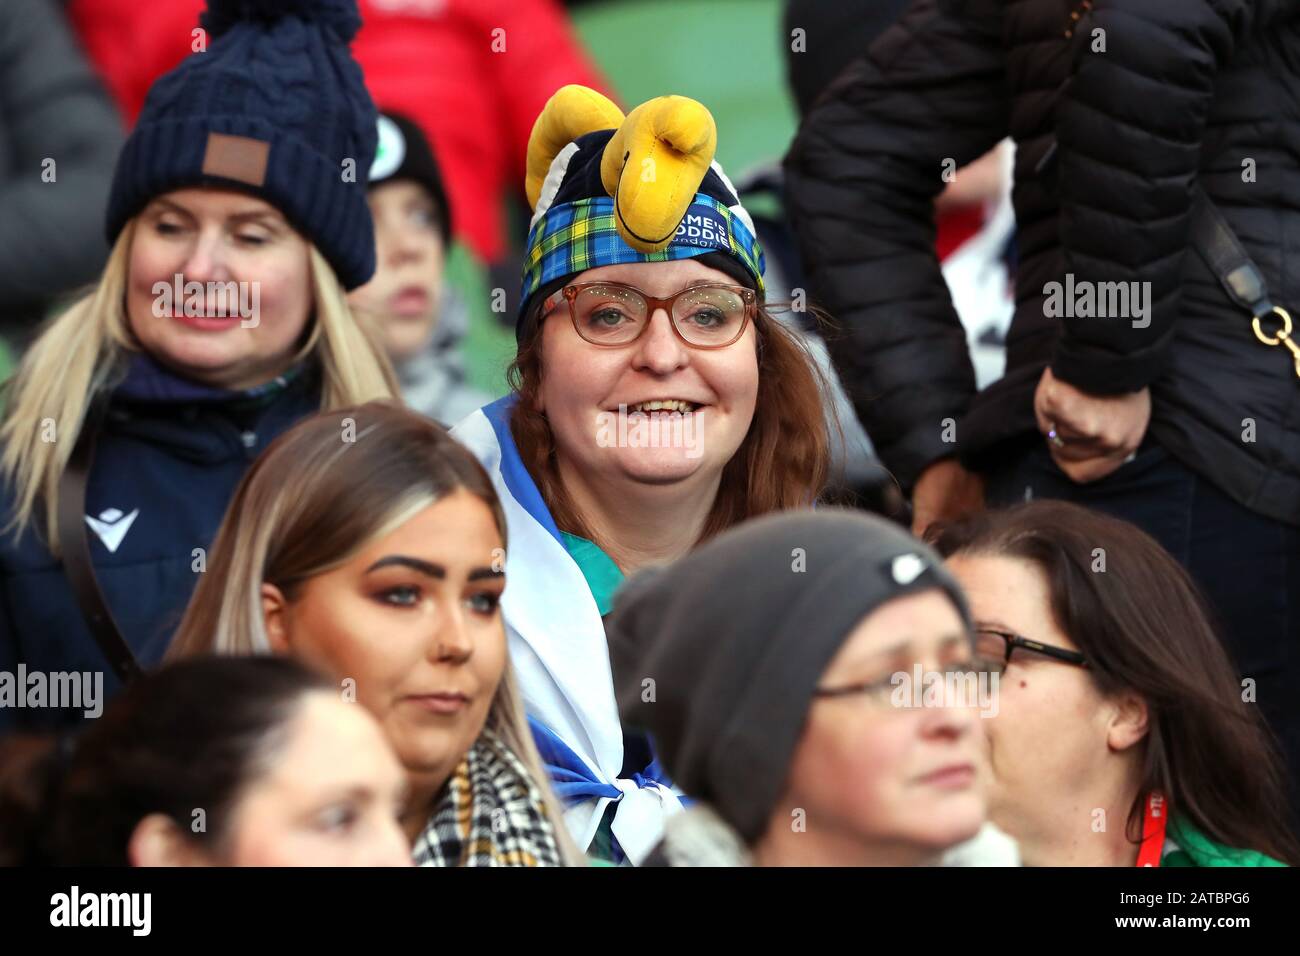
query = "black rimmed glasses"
xmin=973 ymin=627 xmax=1088 ymax=675
xmin=811 ymin=659 xmax=994 ymax=709
xmin=540 ymin=281 xmax=757 ymax=348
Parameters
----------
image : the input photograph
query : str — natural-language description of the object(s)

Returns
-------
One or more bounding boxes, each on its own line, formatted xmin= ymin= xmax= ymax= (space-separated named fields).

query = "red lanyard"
xmin=1136 ymin=792 xmax=1168 ymax=867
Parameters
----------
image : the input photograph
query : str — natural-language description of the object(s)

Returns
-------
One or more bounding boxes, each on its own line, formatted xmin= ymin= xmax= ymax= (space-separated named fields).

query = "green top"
xmin=560 ymin=532 xmax=625 ymax=615
xmin=1164 ymin=817 xmax=1287 ymax=867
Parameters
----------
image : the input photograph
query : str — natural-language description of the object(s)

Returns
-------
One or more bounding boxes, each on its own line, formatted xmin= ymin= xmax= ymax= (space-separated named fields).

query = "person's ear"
xmin=1105 ymin=691 xmax=1149 ymax=753
xmin=127 ymin=813 xmax=212 ymax=867
xmin=261 ymin=582 xmax=292 ymax=655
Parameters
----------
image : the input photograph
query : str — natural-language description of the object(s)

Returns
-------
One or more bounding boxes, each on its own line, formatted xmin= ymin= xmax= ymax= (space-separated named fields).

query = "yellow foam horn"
xmin=525 ymin=85 xmax=625 ymax=211
xmin=600 ymin=95 xmax=717 ymax=253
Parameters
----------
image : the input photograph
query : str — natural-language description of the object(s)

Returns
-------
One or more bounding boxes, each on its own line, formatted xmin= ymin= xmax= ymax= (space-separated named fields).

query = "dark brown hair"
xmin=928 ymin=500 xmax=1300 ymax=864
xmin=0 ymin=656 xmax=332 ymax=866
xmin=508 ymin=293 xmax=833 ymax=550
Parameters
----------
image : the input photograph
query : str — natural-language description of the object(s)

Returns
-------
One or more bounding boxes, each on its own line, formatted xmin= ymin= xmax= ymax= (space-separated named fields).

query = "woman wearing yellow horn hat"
xmin=450 ymin=85 xmax=833 ymax=864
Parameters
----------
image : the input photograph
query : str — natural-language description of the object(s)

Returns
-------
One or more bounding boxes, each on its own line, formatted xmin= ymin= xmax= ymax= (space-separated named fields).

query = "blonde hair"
xmin=168 ymin=402 xmax=585 ymax=865
xmin=0 ymin=220 xmax=399 ymax=554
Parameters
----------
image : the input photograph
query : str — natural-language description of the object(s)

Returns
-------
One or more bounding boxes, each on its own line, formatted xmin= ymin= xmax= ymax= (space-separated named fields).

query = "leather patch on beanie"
xmin=201 ymin=133 xmax=270 ymax=187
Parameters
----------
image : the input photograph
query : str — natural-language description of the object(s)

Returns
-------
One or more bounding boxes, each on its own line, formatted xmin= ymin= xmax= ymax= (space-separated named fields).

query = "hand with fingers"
xmin=911 ymin=457 xmax=984 ymax=538
xmin=1034 ymin=366 xmax=1151 ymax=483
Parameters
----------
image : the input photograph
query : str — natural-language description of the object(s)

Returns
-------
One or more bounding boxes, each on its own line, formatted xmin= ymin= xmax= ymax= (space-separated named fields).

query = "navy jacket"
xmin=0 ymin=354 xmax=322 ymax=731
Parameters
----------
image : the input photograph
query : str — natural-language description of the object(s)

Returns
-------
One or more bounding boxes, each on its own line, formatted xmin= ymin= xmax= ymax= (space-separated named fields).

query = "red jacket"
xmin=68 ymin=0 xmax=610 ymax=262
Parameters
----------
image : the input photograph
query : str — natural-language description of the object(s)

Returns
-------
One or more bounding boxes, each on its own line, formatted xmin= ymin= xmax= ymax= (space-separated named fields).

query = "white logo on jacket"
xmin=84 ymin=507 xmax=139 ymax=554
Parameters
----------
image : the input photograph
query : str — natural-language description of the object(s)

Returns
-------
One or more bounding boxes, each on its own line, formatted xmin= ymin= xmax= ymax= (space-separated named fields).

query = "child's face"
xmin=349 ymin=180 xmax=447 ymax=362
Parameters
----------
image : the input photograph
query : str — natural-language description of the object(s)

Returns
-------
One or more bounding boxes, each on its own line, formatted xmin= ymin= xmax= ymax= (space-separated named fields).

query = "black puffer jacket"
xmin=784 ymin=0 xmax=1300 ymax=525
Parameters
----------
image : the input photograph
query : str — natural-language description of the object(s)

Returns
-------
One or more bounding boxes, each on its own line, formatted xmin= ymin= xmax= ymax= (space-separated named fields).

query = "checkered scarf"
xmin=411 ymin=728 xmax=564 ymax=867
xmin=521 ymin=194 xmax=766 ymax=312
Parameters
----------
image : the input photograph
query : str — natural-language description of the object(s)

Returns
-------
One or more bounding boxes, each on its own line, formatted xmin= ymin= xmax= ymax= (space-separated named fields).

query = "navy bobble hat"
xmin=105 ymin=0 xmax=380 ymax=290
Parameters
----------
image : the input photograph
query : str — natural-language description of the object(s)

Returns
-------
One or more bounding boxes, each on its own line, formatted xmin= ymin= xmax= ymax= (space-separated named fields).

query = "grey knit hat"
xmin=607 ymin=508 xmax=973 ymax=845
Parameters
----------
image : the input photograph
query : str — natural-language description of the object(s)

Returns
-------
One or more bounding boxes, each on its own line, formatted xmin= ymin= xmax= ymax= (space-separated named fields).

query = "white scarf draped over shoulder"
xmin=451 ymin=397 xmax=683 ymax=863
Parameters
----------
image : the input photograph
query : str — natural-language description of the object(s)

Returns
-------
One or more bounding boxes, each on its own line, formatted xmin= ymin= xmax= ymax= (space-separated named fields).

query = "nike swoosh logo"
xmin=85 ymin=509 xmax=140 ymax=554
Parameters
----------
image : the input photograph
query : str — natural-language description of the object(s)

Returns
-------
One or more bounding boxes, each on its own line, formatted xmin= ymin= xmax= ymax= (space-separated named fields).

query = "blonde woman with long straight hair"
xmin=169 ymin=402 xmax=583 ymax=866
xmin=0 ymin=0 xmax=395 ymax=735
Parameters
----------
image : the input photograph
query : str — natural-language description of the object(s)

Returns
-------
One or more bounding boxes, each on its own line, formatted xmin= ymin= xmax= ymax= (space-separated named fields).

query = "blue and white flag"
xmin=451 ymin=397 xmax=684 ymax=863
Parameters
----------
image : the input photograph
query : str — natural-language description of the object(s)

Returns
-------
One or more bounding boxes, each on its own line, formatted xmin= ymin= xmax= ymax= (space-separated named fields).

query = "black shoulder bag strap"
xmin=56 ymin=399 xmax=142 ymax=683
xmin=1188 ymin=185 xmax=1300 ymax=379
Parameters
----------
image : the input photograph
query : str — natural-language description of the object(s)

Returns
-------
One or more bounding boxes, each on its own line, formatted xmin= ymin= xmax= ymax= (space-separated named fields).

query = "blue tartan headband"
xmin=521 ymin=194 xmax=765 ymax=318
